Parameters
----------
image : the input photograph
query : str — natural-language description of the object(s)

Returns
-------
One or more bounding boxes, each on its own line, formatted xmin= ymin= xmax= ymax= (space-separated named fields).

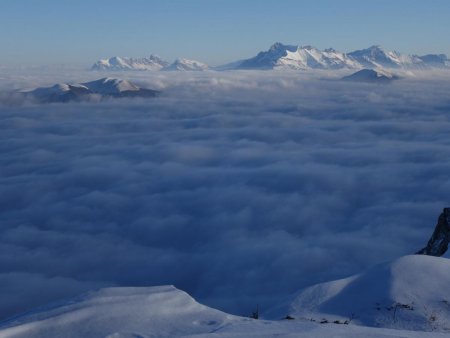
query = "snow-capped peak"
xmin=347 ymin=45 xmax=425 ymax=69
xmin=19 ymin=78 xmax=159 ymax=103
xmin=269 ymin=42 xmax=296 ymax=52
xmin=237 ymin=43 xmax=360 ymax=70
xmin=81 ymin=77 xmax=139 ymax=94
xmin=162 ymin=58 xmax=209 ymax=71
xmin=91 ymin=55 xmax=169 ymax=71
xmin=226 ymin=43 xmax=450 ymax=71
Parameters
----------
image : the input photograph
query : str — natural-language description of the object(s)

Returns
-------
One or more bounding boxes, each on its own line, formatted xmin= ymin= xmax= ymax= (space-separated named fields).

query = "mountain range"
xmin=92 ymin=43 xmax=450 ymax=71
xmin=92 ymin=56 xmax=208 ymax=71
xmin=92 ymin=55 xmax=169 ymax=71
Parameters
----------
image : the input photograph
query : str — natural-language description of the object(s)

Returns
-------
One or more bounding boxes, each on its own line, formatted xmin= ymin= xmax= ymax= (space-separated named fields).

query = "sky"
xmin=0 ymin=0 xmax=449 ymax=67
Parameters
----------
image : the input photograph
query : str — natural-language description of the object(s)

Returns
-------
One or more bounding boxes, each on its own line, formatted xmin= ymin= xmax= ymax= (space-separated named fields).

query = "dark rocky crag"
xmin=416 ymin=208 xmax=450 ymax=257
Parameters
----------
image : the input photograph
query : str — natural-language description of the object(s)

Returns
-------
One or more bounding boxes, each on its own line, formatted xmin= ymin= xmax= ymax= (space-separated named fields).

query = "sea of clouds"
xmin=1 ymin=69 xmax=450 ymax=319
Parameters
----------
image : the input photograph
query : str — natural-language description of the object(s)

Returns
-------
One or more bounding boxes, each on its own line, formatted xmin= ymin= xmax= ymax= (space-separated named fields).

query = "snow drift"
xmin=267 ymin=255 xmax=450 ymax=332
xmin=2 ymin=257 xmax=450 ymax=337
xmin=0 ymin=286 xmax=239 ymax=338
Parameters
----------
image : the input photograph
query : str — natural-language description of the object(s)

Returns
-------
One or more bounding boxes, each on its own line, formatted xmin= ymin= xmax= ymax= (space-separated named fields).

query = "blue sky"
xmin=0 ymin=0 xmax=449 ymax=66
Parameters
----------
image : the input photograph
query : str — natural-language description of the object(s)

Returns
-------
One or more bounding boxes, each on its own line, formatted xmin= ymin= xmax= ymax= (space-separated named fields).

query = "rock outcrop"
xmin=416 ymin=208 xmax=450 ymax=256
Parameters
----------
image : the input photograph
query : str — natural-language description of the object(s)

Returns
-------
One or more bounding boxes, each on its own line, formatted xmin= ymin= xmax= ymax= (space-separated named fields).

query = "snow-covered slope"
xmin=0 ymin=286 xmax=239 ymax=338
xmin=266 ymin=255 xmax=450 ymax=332
xmin=163 ymin=58 xmax=209 ymax=71
xmin=228 ymin=43 xmax=450 ymax=71
xmin=418 ymin=54 xmax=450 ymax=68
xmin=236 ymin=43 xmax=359 ymax=70
xmin=0 ymin=283 xmax=448 ymax=338
xmin=348 ymin=45 xmax=424 ymax=69
xmin=81 ymin=77 xmax=140 ymax=94
xmin=342 ymin=69 xmax=399 ymax=83
xmin=91 ymin=55 xmax=169 ymax=71
xmin=90 ymin=45 xmax=450 ymax=72
xmin=20 ymin=78 xmax=159 ymax=103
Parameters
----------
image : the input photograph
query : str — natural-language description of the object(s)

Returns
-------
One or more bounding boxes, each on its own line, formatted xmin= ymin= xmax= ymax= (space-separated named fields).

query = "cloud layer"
xmin=1 ymin=70 xmax=450 ymax=319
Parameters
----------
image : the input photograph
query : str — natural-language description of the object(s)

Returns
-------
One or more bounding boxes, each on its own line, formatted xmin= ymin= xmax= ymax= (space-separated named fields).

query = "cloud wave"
xmin=1 ymin=70 xmax=450 ymax=319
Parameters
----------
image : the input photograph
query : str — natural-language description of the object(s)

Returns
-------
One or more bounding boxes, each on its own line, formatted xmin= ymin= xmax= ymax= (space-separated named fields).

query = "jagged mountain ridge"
xmin=91 ymin=43 xmax=449 ymax=71
xmin=92 ymin=55 xmax=169 ymax=71
xmin=162 ymin=58 xmax=209 ymax=71
xmin=235 ymin=43 xmax=450 ymax=70
xmin=347 ymin=45 xmax=424 ymax=69
xmin=238 ymin=43 xmax=361 ymax=70
xmin=92 ymin=56 xmax=210 ymax=71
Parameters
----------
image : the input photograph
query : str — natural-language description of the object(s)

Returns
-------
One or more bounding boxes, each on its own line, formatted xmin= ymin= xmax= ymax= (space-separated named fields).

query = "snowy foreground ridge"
xmin=1 ymin=256 xmax=450 ymax=337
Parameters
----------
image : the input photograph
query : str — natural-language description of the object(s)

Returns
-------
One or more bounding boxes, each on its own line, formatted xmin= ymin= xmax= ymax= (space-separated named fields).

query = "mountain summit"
xmin=90 ymin=44 xmax=450 ymax=72
xmin=237 ymin=42 xmax=360 ymax=70
xmin=92 ymin=56 xmax=209 ymax=71
xmin=162 ymin=58 xmax=209 ymax=71
xmin=92 ymin=55 xmax=169 ymax=71
xmin=20 ymin=78 xmax=159 ymax=103
xmin=347 ymin=45 xmax=424 ymax=69
xmin=229 ymin=43 xmax=450 ymax=71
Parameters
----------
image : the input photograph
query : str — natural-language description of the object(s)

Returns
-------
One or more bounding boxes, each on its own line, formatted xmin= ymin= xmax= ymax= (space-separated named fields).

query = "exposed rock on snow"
xmin=417 ymin=208 xmax=450 ymax=257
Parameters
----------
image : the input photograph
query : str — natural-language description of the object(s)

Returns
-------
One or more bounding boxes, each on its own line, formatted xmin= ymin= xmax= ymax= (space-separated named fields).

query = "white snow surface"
xmin=92 ymin=55 xmax=169 ymax=71
xmin=232 ymin=43 xmax=449 ymax=71
xmin=20 ymin=78 xmax=142 ymax=99
xmin=2 ymin=256 xmax=450 ymax=337
xmin=0 ymin=286 xmax=239 ymax=338
xmin=81 ymin=77 xmax=140 ymax=94
xmin=20 ymin=83 xmax=71 ymax=95
xmin=163 ymin=58 xmax=209 ymax=71
xmin=276 ymin=46 xmax=360 ymax=70
xmin=347 ymin=46 xmax=425 ymax=69
xmin=90 ymin=44 xmax=449 ymax=72
xmin=267 ymin=255 xmax=450 ymax=332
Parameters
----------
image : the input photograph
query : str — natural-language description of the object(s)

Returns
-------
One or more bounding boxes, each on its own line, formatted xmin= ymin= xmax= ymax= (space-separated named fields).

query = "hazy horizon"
xmin=1 ymin=0 xmax=450 ymax=67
